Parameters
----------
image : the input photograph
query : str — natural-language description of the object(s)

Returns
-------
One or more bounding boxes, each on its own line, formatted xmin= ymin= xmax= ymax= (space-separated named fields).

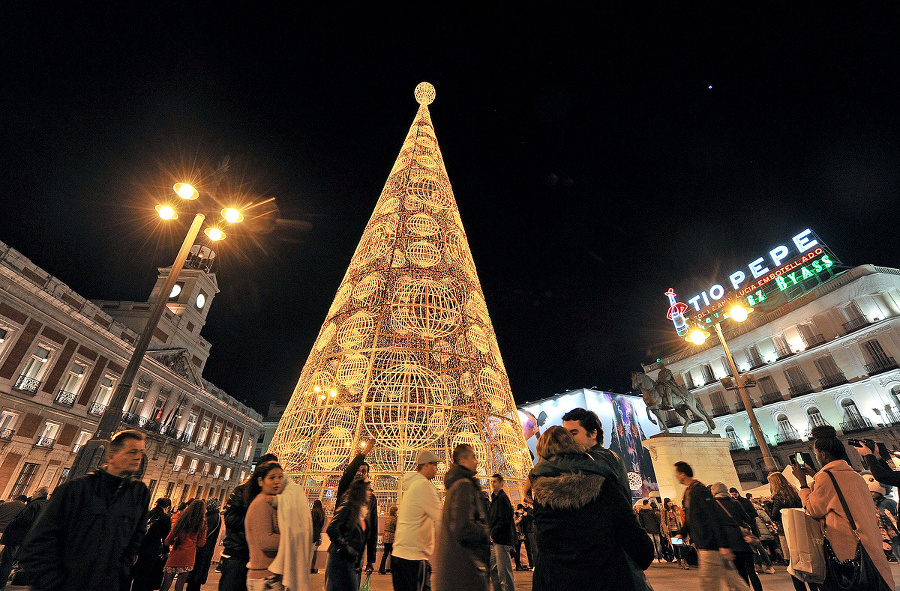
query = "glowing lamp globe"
xmin=204 ymin=227 xmax=225 ymax=241
xmin=173 ymin=183 xmax=199 ymax=200
xmin=155 ymin=205 xmax=178 ymax=220
xmin=729 ymin=305 xmax=749 ymax=322
xmin=689 ymin=329 xmax=708 ymax=345
xmin=222 ymin=208 xmax=244 ymax=224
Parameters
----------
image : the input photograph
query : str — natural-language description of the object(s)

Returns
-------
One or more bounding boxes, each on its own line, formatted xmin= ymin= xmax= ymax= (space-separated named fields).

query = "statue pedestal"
xmin=642 ymin=434 xmax=741 ymax=504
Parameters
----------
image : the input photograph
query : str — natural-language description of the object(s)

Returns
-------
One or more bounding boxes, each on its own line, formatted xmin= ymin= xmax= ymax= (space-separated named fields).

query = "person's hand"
xmin=790 ymin=463 xmax=809 ymax=483
xmin=365 ymin=562 xmax=374 ymax=573
xmin=719 ymin=547 xmax=735 ymax=561
xmin=854 ymin=441 xmax=874 ymax=457
xmin=675 ymin=534 xmax=683 ymax=540
xmin=358 ymin=438 xmax=376 ymax=453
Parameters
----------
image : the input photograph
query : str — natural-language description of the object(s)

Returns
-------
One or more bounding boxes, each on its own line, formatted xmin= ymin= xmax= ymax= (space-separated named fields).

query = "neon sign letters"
xmin=685 ymin=229 xmax=820 ymax=312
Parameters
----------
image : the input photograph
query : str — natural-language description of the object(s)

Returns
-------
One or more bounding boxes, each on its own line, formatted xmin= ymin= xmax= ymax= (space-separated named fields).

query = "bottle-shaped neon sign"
xmin=665 ymin=288 xmax=689 ymax=337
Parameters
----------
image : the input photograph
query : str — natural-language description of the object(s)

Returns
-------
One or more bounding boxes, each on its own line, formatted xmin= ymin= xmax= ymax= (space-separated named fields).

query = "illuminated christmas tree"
xmin=268 ymin=83 xmax=531 ymax=509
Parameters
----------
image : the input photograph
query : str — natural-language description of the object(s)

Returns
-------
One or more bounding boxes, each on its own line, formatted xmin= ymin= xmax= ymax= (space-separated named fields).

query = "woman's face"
xmin=365 ymin=488 xmax=373 ymax=503
xmin=260 ymin=468 xmax=284 ymax=495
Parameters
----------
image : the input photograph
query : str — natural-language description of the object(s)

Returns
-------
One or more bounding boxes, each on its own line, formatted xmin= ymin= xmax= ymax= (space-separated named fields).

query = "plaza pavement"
xmin=9 ymin=561 xmax=900 ymax=589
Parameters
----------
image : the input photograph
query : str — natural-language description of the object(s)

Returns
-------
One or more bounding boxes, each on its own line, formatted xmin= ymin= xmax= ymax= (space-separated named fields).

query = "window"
xmin=196 ymin=485 xmax=204 ymax=499
xmin=213 ymin=464 xmax=222 ymax=479
xmin=758 ymin=376 xmax=780 ymax=396
xmin=59 ymin=467 xmax=70 ymax=483
xmin=151 ymin=396 xmax=166 ymax=420
xmin=807 ymin=407 xmax=828 ymax=428
xmin=797 ymin=324 xmax=823 ymax=347
xmin=202 ymin=462 xmax=210 ymax=477
xmin=196 ymin=418 xmax=211 ymax=446
xmin=219 ymin=427 xmax=232 ymax=454
xmin=72 ymin=430 xmax=91 ymax=453
xmin=683 ymin=372 xmax=695 ymax=389
xmin=209 ymin=422 xmax=222 ymax=449
xmin=814 ymin=355 xmax=843 ymax=382
xmin=230 ymin=434 xmax=241 ymax=457
xmin=720 ymin=357 xmax=733 ymax=377
xmin=21 ymin=345 xmax=51 ymax=379
xmin=244 ymin=441 xmax=253 ymax=462
xmin=125 ymin=388 xmax=147 ymax=415
xmin=224 ymin=467 xmax=232 ymax=481
xmin=180 ymin=484 xmax=190 ymax=504
xmin=863 ymin=339 xmax=889 ymax=363
xmin=173 ymin=455 xmax=184 ymax=472
xmin=36 ymin=422 xmax=60 ymax=446
xmin=725 ymin=426 xmax=739 ymax=442
xmin=188 ymin=458 xmax=198 ymax=475
xmin=784 ymin=366 xmax=813 ymax=396
xmin=94 ymin=377 xmax=115 ymax=406
xmin=59 ymin=362 xmax=86 ymax=394
xmin=183 ymin=412 xmax=198 ymax=439
xmin=773 ymin=335 xmax=790 ymax=357
xmin=10 ymin=463 xmax=39 ymax=497
xmin=699 ymin=364 xmax=715 ymax=384
xmin=0 ymin=327 xmax=7 ymax=343
xmin=746 ymin=346 xmax=763 ymax=368
xmin=841 ymin=399 xmax=863 ymax=422
xmin=710 ymin=391 xmax=728 ymax=413
xmin=776 ymin=414 xmax=798 ymax=442
xmin=165 ymin=481 xmax=176 ymax=498
xmin=0 ymin=410 xmax=19 ymax=435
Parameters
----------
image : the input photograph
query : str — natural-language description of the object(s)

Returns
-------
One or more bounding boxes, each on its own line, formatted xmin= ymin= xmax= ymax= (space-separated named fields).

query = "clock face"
xmin=195 ymin=293 xmax=206 ymax=309
xmin=169 ymin=284 xmax=182 ymax=299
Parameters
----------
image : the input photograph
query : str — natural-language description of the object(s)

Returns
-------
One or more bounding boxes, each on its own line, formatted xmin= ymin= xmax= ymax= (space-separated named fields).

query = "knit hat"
xmin=206 ymin=498 xmax=221 ymax=512
xmin=415 ymin=450 xmax=441 ymax=465
xmin=862 ymin=471 xmax=890 ymax=497
xmin=810 ymin=425 xmax=837 ymax=439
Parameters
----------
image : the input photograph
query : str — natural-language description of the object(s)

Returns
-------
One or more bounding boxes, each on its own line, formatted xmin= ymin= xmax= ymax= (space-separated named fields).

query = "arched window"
xmin=891 ymin=385 xmax=900 ymax=409
xmin=776 ymin=414 xmax=799 ymax=443
xmin=807 ymin=406 xmax=827 ymax=428
xmin=725 ymin=426 xmax=742 ymax=450
xmin=840 ymin=398 xmax=870 ymax=431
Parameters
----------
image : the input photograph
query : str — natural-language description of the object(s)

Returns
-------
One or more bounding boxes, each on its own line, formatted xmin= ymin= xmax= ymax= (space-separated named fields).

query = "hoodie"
xmin=433 ymin=464 xmax=490 ymax=591
xmin=392 ymin=470 xmax=443 ymax=561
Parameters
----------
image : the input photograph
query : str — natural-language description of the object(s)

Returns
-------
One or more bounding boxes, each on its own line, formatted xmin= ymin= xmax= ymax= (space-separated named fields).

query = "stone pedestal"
xmin=642 ymin=434 xmax=740 ymax=503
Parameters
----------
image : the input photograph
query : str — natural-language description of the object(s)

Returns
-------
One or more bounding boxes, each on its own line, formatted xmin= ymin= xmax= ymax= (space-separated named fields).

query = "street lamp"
xmin=68 ymin=181 xmax=245 ymax=480
xmin=688 ymin=305 xmax=779 ymax=474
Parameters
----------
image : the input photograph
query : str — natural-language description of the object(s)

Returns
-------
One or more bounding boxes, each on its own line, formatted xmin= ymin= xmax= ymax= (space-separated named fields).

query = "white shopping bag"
xmin=780 ymin=507 xmax=826 ymax=584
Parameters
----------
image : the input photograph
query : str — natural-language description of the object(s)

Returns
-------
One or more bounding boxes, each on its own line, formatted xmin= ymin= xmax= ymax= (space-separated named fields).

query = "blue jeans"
xmin=218 ymin=555 xmax=248 ymax=591
xmin=489 ymin=544 xmax=515 ymax=591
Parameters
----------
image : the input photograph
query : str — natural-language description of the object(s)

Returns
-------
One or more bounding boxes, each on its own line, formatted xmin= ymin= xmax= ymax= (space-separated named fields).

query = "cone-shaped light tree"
xmin=268 ymin=83 xmax=531 ymax=510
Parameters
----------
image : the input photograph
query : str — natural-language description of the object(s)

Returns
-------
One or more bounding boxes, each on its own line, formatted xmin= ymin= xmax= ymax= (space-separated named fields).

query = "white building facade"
xmin=645 ymin=264 xmax=900 ymax=485
xmin=0 ymin=240 xmax=263 ymax=504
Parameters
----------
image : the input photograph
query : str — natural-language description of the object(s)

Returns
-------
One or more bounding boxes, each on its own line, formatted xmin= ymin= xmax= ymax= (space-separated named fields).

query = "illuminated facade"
xmin=645 ymin=263 xmax=900 ymax=485
xmin=268 ymin=83 xmax=531 ymax=510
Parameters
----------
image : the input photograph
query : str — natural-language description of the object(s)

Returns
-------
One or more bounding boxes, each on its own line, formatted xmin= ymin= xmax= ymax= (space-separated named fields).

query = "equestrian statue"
xmin=631 ymin=362 xmax=716 ymax=434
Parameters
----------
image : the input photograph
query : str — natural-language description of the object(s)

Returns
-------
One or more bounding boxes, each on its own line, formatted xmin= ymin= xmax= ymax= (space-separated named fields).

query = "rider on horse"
xmin=655 ymin=362 xmax=680 ymax=409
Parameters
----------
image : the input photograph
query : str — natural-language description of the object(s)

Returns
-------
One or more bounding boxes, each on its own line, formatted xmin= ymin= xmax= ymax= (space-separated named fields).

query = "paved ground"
xmin=10 ymin=560 xmax=900 ymax=590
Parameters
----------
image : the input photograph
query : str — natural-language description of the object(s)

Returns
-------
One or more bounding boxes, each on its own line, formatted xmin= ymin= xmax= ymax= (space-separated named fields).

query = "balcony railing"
xmin=13 ymin=375 xmax=41 ymax=394
xmin=843 ymin=316 xmax=870 ymax=334
xmin=34 ymin=436 xmax=56 ymax=449
xmin=776 ymin=426 xmax=802 ymax=444
xmin=729 ymin=439 xmax=745 ymax=451
xmin=54 ymin=390 xmax=77 ymax=407
xmin=866 ymin=357 xmax=898 ymax=376
xmin=884 ymin=408 xmax=900 ymax=426
xmin=747 ymin=433 xmax=772 ymax=449
xmin=88 ymin=402 xmax=107 ymax=416
xmin=120 ymin=412 xmax=143 ymax=427
xmin=0 ymin=428 xmax=14 ymax=441
xmin=747 ymin=358 xmax=765 ymax=370
xmin=775 ymin=348 xmax=795 ymax=361
xmin=804 ymin=334 xmax=827 ymax=349
xmin=712 ymin=406 xmax=731 ymax=418
xmin=172 ymin=465 xmax=182 ymax=472
xmin=819 ymin=373 xmax=848 ymax=388
xmin=788 ymin=383 xmax=816 ymax=397
xmin=841 ymin=417 xmax=874 ymax=433
xmin=759 ymin=391 xmax=784 ymax=405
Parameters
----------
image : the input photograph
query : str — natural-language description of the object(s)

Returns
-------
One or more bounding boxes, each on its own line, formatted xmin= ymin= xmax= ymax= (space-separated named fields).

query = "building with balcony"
xmin=644 ymin=264 xmax=900 ymax=486
xmin=0 ymin=239 xmax=263 ymax=504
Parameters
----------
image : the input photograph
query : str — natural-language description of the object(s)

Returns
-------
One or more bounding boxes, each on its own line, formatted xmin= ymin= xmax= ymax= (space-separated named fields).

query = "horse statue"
xmin=631 ymin=370 xmax=716 ymax=434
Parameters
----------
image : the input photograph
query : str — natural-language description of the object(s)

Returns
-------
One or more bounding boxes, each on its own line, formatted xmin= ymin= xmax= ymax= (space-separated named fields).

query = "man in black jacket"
xmin=0 ymin=486 xmax=49 ymax=586
xmin=17 ymin=430 xmax=150 ymax=591
xmin=219 ymin=453 xmax=277 ymax=591
xmin=488 ymin=474 xmax=516 ymax=591
xmin=674 ymin=461 xmax=732 ymax=591
xmin=337 ymin=445 xmax=378 ymax=573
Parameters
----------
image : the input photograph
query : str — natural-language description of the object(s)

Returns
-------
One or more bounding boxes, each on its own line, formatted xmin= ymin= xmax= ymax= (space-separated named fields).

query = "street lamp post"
xmin=688 ymin=307 xmax=779 ymax=474
xmin=68 ymin=180 xmax=241 ymax=481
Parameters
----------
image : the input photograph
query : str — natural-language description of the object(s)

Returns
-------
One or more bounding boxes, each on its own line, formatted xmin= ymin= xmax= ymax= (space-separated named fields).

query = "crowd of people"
xmin=1 ymin=415 xmax=899 ymax=590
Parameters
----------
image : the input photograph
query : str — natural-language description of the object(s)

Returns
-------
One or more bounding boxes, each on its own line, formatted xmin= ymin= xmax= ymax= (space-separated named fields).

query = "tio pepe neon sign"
xmin=685 ymin=229 xmax=820 ymax=312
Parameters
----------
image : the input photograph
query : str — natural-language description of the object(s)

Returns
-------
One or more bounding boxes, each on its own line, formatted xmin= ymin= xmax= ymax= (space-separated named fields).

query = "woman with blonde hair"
xmin=528 ymin=425 xmax=652 ymax=591
xmin=767 ymin=472 xmax=817 ymax=591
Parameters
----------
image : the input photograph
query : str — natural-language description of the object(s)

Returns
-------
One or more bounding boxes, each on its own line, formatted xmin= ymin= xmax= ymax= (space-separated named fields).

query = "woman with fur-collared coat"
xmin=529 ymin=426 xmax=654 ymax=591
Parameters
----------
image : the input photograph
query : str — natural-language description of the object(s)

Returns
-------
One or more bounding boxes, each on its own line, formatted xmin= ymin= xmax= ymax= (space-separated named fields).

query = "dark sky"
xmin=2 ymin=5 xmax=898 ymax=414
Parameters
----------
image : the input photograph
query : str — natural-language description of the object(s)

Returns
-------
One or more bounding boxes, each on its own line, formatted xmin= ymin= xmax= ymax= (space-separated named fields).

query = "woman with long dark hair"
xmin=185 ymin=498 xmax=222 ymax=591
xmin=245 ymin=461 xmax=285 ymax=591
xmin=325 ymin=479 xmax=371 ymax=591
xmin=161 ymin=499 xmax=207 ymax=591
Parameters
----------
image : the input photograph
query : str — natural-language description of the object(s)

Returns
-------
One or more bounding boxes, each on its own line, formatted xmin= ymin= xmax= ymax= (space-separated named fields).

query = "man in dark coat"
xmin=433 ymin=444 xmax=490 ymax=591
xmin=488 ymin=474 xmax=516 ymax=591
xmin=219 ymin=452 xmax=277 ymax=591
xmin=17 ymin=430 xmax=150 ymax=591
xmin=0 ymin=495 xmax=27 ymax=534
xmin=0 ymin=487 xmax=49 ymax=586
xmin=637 ymin=499 xmax=663 ymax=561
xmin=337 ymin=445 xmax=378 ymax=572
xmin=562 ymin=408 xmax=631 ymax=499
xmin=130 ymin=497 xmax=172 ymax=591
xmin=674 ymin=461 xmax=733 ymax=591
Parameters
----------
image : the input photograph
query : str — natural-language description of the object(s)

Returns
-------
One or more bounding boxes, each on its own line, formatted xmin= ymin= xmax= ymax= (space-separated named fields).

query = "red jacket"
xmin=165 ymin=522 xmax=207 ymax=568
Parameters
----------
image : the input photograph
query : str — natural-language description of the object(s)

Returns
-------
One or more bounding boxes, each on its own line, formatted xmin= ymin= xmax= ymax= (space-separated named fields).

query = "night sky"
xmin=2 ymin=5 xmax=898 ymax=414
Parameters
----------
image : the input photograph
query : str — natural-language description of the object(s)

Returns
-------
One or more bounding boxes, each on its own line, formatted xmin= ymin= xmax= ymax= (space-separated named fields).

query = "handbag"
xmin=716 ymin=499 xmax=761 ymax=546
xmin=822 ymin=470 xmax=892 ymax=591
xmin=781 ymin=508 xmax=825 ymax=583
xmin=359 ymin=571 xmax=371 ymax=591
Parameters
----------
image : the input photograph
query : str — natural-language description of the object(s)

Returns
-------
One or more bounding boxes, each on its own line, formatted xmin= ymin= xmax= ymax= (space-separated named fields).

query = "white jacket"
xmin=392 ymin=471 xmax=443 ymax=561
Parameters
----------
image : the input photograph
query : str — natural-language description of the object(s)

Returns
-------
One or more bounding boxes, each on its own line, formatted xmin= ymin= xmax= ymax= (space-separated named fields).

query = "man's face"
xmin=562 ymin=420 xmax=596 ymax=451
xmin=458 ymin=451 xmax=478 ymax=473
xmin=421 ymin=462 xmax=438 ymax=480
xmin=674 ymin=469 xmax=688 ymax=485
xmin=729 ymin=491 xmax=739 ymax=500
xmin=356 ymin=464 xmax=369 ymax=481
xmin=107 ymin=438 xmax=145 ymax=477
xmin=490 ymin=477 xmax=504 ymax=493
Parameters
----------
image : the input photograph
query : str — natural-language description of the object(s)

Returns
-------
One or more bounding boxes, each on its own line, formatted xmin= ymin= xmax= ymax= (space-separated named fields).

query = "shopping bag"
xmin=781 ymin=507 xmax=826 ymax=584
xmin=359 ymin=571 xmax=371 ymax=591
